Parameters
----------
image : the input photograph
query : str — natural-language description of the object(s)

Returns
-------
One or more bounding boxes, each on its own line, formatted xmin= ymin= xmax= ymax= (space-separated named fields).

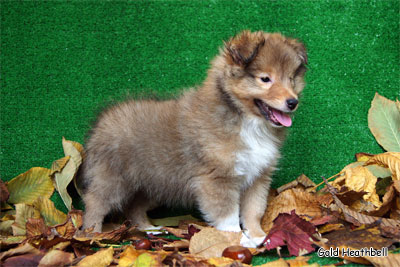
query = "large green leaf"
xmin=6 ymin=167 xmax=54 ymax=204
xmin=368 ymin=93 xmax=400 ymax=152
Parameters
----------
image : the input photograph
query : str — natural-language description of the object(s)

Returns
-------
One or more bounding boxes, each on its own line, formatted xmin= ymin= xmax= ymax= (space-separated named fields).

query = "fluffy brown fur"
xmin=81 ymin=30 xmax=307 ymax=247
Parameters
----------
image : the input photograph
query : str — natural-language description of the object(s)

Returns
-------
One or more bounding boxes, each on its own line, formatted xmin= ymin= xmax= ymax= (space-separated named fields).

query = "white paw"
xmin=143 ymin=225 xmax=164 ymax=235
xmin=215 ymin=213 xmax=241 ymax=232
xmin=240 ymin=231 xmax=266 ymax=248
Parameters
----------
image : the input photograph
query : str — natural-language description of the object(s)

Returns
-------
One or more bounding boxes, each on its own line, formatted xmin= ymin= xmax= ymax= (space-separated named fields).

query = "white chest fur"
xmin=234 ymin=117 xmax=279 ymax=187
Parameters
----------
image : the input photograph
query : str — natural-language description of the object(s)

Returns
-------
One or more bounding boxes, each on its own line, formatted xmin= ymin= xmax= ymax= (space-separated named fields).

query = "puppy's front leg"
xmin=195 ymin=176 xmax=241 ymax=232
xmin=240 ymin=172 xmax=272 ymax=247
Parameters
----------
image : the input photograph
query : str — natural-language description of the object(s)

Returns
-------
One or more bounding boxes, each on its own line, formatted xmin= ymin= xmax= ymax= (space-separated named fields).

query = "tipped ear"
xmin=224 ymin=30 xmax=265 ymax=67
xmin=286 ymin=38 xmax=308 ymax=65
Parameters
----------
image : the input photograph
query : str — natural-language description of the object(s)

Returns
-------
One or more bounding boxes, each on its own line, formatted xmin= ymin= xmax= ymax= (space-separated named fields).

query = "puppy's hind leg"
xmin=124 ymin=191 xmax=159 ymax=232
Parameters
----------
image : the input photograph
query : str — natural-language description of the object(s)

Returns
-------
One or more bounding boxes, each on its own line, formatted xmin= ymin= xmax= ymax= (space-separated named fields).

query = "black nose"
xmin=286 ymin=98 xmax=298 ymax=110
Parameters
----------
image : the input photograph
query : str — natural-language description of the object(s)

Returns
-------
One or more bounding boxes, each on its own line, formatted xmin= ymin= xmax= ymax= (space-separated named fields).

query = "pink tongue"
xmin=271 ymin=109 xmax=292 ymax=127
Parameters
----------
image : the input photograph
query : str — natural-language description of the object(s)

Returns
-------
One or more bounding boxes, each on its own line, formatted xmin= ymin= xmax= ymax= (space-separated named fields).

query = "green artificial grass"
xmin=1 ymin=1 xmax=398 ymax=265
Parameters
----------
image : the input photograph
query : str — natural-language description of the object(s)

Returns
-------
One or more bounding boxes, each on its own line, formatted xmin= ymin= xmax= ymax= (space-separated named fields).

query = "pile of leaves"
xmin=1 ymin=93 xmax=399 ymax=266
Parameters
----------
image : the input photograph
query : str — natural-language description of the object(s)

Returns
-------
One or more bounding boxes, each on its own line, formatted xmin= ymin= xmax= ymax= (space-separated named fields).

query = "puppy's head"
xmin=220 ymin=30 xmax=307 ymax=127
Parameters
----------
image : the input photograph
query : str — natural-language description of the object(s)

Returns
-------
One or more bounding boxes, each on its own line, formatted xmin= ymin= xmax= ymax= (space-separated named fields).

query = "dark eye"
xmin=261 ymin=77 xmax=271 ymax=83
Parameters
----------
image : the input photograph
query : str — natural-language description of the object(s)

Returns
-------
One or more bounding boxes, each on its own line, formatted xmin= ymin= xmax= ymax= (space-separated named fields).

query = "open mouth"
xmin=254 ymin=99 xmax=292 ymax=127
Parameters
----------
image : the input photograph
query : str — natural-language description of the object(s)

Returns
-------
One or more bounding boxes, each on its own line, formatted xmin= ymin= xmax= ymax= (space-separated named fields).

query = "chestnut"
xmin=222 ymin=245 xmax=252 ymax=264
xmin=134 ymin=239 xmax=152 ymax=250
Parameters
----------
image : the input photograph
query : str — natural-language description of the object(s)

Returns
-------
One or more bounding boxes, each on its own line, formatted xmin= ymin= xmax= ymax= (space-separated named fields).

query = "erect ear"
xmin=224 ymin=30 xmax=265 ymax=67
xmin=285 ymin=38 xmax=308 ymax=65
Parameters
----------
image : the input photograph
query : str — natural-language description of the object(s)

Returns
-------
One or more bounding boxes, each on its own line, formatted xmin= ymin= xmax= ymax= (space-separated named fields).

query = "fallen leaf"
xmin=342 ymin=166 xmax=381 ymax=208
xmin=365 ymin=152 xmax=400 ymax=180
xmin=38 ymin=250 xmax=74 ymax=267
xmin=11 ymin=203 xmax=41 ymax=236
xmin=285 ymin=256 xmax=311 ymax=267
xmin=276 ymin=174 xmax=316 ymax=194
xmin=318 ymin=223 xmax=344 ymax=234
xmin=76 ymin=246 xmax=114 ymax=267
xmin=118 ymin=245 xmax=141 ymax=267
xmin=0 ymin=242 xmax=41 ymax=261
xmin=323 ymin=177 xmax=400 ymax=230
xmin=74 ymin=221 xmax=133 ymax=242
xmin=135 ymin=252 xmax=166 ymax=267
xmin=163 ymin=239 xmax=190 ymax=250
xmin=318 ymin=225 xmax=396 ymax=265
xmin=364 ymin=252 xmax=400 ymax=267
xmin=189 ymin=227 xmax=242 ymax=258
xmin=50 ymin=155 xmax=70 ymax=175
xmin=52 ymin=138 xmax=84 ymax=211
xmin=62 ymin=137 xmax=85 ymax=197
xmin=0 ymin=180 xmax=10 ymax=202
xmin=6 ymin=167 xmax=53 ymax=204
xmin=33 ymin=197 xmax=67 ymax=226
xmin=264 ymin=210 xmax=317 ymax=256
xmin=261 ymin=188 xmax=322 ymax=234
xmin=368 ymin=92 xmax=400 ymax=152
xmin=2 ymin=253 xmax=44 ymax=267
xmin=26 ymin=217 xmax=51 ymax=238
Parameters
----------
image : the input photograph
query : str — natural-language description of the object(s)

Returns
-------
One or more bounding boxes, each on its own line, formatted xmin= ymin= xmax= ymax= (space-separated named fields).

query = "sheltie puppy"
xmin=81 ymin=30 xmax=307 ymax=247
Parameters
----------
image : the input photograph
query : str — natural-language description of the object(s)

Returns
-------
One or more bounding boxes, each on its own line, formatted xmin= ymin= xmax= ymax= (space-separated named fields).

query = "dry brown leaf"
xmin=0 ymin=242 xmax=41 ymax=261
xmin=33 ymin=197 xmax=67 ymax=226
xmin=26 ymin=217 xmax=51 ymax=238
xmin=364 ymin=252 xmax=400 ymax=267
xmin=163 ymin=239 xmax=190 ymax=250
xmin=365 ymin=152 xmax=400 ymax=180
xmin=38 ymin=250 xmax=75 ymax=267
xmin=367 ymin=184 xmax=396 ymax=217
xmin=276 ymin=174 xmax=316 ymax=194
xmin=318 ymin=223 xmax=344 ymax=234
xmin=76 ymin=246 xmax=114 ymax=267
xmin=324 ymin=177 xmax=400 ymax=230
xmin=189 ymin=227 xmax=242 ymax=258
xmin=261 ymin=188 xmax=322 ymax=234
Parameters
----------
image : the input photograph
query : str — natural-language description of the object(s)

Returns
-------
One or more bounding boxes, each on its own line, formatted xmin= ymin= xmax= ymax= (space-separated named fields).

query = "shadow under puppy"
xmin=81 ymin=30 xmax=307 ymax=247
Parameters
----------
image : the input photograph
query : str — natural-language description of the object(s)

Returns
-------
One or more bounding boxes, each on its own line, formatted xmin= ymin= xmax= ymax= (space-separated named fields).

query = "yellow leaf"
xmin=368 ymin=92 xmax=400 ymax=152
xmin=6 ymin=167 xmax=53 ymax=204
xmin=11 ymin=203 xmax=41 ymax=236
xmin=135 ymin=252 xmax=163 ymax=267
xmin=33 ymin=197 xmax=67 ymax=226
xmin=118 ymin=245 xmax=140 ymax=267
xmin=257 ymin=258 xmax=289 ymax=267
xmin=77 ymin=247 xmax=114 ymax=267
xmin=343 ymin=166 xmax=381 ymax=208
xmin=365 ymin=152 xmax=400 ymax=180
xmin=50 ymin=156 xmax=70 ymax=175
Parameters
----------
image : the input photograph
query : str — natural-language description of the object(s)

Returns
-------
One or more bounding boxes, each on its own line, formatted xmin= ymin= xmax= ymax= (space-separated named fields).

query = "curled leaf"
xmin=365 ymin=152 xmax=400 ymax=180
xmin=6 ymin=167 xmax=53 ymax=205
xmin=33 ymin=197 xmax=67 ymax=226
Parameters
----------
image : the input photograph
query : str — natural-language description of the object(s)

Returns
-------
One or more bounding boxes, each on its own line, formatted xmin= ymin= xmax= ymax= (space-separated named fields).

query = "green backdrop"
xmin=1 ymin=0 xmax=399 ymax=265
